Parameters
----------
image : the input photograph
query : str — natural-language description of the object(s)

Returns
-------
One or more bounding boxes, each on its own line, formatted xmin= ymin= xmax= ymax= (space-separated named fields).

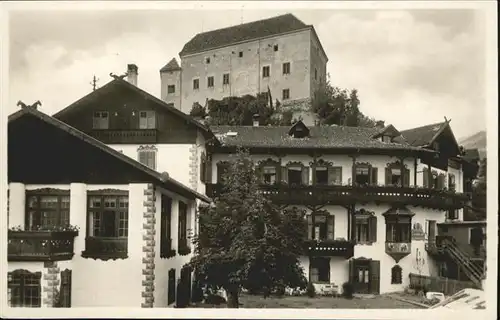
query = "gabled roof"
xmin=52 ymin=77 xmax=212 ymax=136
xmin=180 ymin=13 xmax=318 ymax=56
xmin=400 ymin=121 xmax=446 ymax=147
xmin=160 ymin=58 xmax=181 ymax=72
xmin=210 ymin=125 xmax=436 ymax=153
xmin=9 ymin=106 xmax=211 ymax=202
xmin=372 ymin=124 xmax=401 ymax=139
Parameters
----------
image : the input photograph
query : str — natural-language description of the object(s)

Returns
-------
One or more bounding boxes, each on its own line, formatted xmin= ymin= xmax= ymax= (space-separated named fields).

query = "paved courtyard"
xmin=192 ymin=293 xmax=425 ymax=309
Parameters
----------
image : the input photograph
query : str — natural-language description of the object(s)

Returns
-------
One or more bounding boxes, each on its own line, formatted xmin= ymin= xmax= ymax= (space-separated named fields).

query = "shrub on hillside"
xmin=306 ymin=282 xmax=316 ymax=298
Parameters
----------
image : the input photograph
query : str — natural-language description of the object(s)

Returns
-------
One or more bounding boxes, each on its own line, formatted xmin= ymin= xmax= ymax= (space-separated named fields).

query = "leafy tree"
xmin=189 ymin=102 xmax=207 ymax=119
xmin=186 ymin=149 xmax=307 ymax=308
xmin=311 ymin=74 xmax=382 ymax=127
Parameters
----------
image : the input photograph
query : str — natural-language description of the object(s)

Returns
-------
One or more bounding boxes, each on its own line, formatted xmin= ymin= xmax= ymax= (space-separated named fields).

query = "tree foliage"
xmin=311 ymin=74 xmax=382 ymax=127
xmin=189 ymin=102 xmax=207 ymax=119
xmin=186 ymin=149 xmax=307 ymax=308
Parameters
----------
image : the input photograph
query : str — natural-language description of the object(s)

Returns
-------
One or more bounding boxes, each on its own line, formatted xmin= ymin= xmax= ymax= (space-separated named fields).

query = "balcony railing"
xmin=81 ymin=237 xmax=128 ymax=260
xmin=385 ymin=242 xmax=411 ymax=262
xmin=304 ymin=239 xmax=354 ymax=258
xmin=89 ymin=129 xmax=158 ymax=144
xmin=206 ymin=184 xmax=468 ymax=210
xmin=8 ymin=230 xmax=78 ymax=261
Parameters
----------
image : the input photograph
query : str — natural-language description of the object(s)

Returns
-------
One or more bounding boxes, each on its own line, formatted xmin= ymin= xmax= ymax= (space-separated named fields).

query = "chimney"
xmin=127 ymin=64 xmax=138 ymax=86
xmin=253 ymin=114 xmax=260 ymax=127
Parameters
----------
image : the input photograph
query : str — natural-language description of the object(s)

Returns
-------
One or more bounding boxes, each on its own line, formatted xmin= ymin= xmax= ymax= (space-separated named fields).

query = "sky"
xmin=7 ymin=7 xmax=488 ymax=140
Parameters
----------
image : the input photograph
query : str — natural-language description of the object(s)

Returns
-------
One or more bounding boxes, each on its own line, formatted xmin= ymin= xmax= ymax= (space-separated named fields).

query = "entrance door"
xmin=355 ymin=265 xmax=371 ymax=293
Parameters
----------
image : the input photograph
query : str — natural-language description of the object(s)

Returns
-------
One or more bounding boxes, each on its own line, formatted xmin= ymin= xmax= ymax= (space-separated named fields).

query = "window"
xmin=446 ymin=209 xmax=458 ymax=220
xmin=160 ymin=195 xmax=174 ymax=258
xmin=315 ymin=166 xmax=342 ymax=185
xmin=307 ymin=213 xmax=335 ymax=241
xmin=8 ymin=270 xmax=41 ymax=307
xmin=469 ymin=227 xmax=485 ymax=246
xmin=193 ymin=78 xmax=199 ymax=90
xmin=207 ymin=76 xmax=214 ymax=88
xmin=287 ymin=166 xmax=303 ymax=185
xmin=139 ymin=111 xmax=156 ymax=129
xmin=391 ymin=265 xmax=402 ymax=284
xmin=238 ymin=51 xmax=243 ymax=58
xmin=217 ymin=162 xmax=230 ymax=183
xmin=59 ymin=269 xmax=72 ymax=307
xmin=92 ymin=111 xmax=109 ymax=129
xmin=315 ymin=68 xmax=318 ymax=80
xmin=282 ymin=89 xmax=290 ymax=100
xmin=355 ymin=164 xmax=378 ymax=185
xmin=262 ymin=66 xmax=270 ymax=78
xmin=315 ymin=167 xmax=328 ymax=185
xmin=354 ymin=212 xmax=377 ymax=244
xmin=200 ymin=153 xmax=207 ymax=183
xmin=262 ymin=166 xmax=277 ymax=184
xmin=386 ymin=220 xmax=411 ymax=242
xmin=310 ymin=257 xmax=330 ymax=283
xmin=167 ymin=85 xmax=175 ymax=94
xmin=26 ymin=190 xmax=70 ymax=231
xmin=205 ymin=57 xmax=210 ymax=64
xmin=283 ymin=62 xmax=291 ymax=75
xmin=385 ymin=164 xmax=410 ymax=186
xmin=87 ymin=194 xmax=129 ymax=238
xmin=178 ymin=201 xmax=188 ymax=252
xmin=138 ymin=146 xmax=157 ymax=170
xmin=274 ymin=45 xmax=278 ymax=52
xmin=223 ymin=73 xmax=230 ymax=85
xmin=448 ymin=173 xmax=456 ymax=191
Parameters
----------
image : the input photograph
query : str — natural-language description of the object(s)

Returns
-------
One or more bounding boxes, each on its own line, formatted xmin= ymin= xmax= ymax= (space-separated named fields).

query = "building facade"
xmin=6 ymin=105 xmax=209 ymax=308
xmin=160 ymin=13 xmax=328 ymax=121
xmin=204 ymin=120 xmax=482 ymax=295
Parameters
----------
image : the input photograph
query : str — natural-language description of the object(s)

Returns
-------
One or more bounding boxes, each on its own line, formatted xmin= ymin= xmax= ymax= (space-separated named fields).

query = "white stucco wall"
xmin=107 ymin=144 xmax=193 ymax=187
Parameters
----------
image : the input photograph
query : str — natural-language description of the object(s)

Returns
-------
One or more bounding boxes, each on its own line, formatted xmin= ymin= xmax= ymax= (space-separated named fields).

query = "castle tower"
xmin=160 ymin=58 xmax=182 ymax=110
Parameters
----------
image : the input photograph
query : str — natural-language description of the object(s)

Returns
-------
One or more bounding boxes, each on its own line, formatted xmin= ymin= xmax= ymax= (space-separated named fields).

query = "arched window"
xmin=391 ymin=265 xmax=402 ymax=284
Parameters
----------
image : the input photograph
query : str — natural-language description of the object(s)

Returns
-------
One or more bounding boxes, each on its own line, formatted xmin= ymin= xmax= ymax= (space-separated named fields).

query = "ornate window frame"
xmin=391 ymin=265 xmax=403 ymax=284
xmin=25 ymin=188 xmax=71 ymax=231
xmin=256 ymin=158 xmax=280 ymax=185
xmin=385 ymin=161 xmax=410 ymax=187
xmin=137 ymin=145 xmax=158 ymax=170
xmin=8 ymin=269 xmax=42 ymax=307
xmin=354 ymin=162 xmax=378 ymax=186
xmin=353 ymin=209 xmax=377 ymax=244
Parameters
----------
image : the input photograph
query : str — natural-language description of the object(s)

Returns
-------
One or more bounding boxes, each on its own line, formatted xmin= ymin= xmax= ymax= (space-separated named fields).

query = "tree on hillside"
xmin=189 ymin=102 xmax=207 ymax=119
xmin=186 ymin=149 xmax=307 ymax=308
xmin=311 ymin=74 xmax=382 ymax=127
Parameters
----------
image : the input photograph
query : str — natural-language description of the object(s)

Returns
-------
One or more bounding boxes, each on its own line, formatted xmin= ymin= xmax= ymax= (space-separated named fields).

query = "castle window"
xmin=205 ymin=57 xmax=210 ymax=64
xmin=167 ymin=85 xmax=175 ymax=94
xmin=8 ymin=270 xmax=41 ymax=307
xmin=262 ymin=66 xmax=270 ymax=78
xmin=239 ymin=51 xmax=243 ymax=58
xmin=92 ymin=111 xmax=109 ymax=129
xmin=207 ymin=76 xmax=214 ymax=88
xmin=282 ymin=88 xmax=290 ymax=100
xmin=391 ymin=265 xmax=402 ymax=284
xmin=274 ymin=44 xmax=279 ymax=51
xmin=193 ymin=78 xmax=199 ymax=90
xmin=223 ymin=73 xmax=230 ymax=85
xmin=283 ymin=62 xmax=291 ymax=75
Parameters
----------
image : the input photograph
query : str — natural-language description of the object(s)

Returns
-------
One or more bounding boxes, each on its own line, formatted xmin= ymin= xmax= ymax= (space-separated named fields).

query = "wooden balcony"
xmin=305 ymin=239 xmax=354 ymax=258
xmin=81 ymin=237 xmax=128 ymax=261
xmin=385 ymin=242 xmax=411 ymax=262
xmin=206 ymin=184 xmax=468 ymax=210
xmin=8 ymin=230 xmax=78 ymax=261
xmin=89 ymin=129 xmax=158 ymax=144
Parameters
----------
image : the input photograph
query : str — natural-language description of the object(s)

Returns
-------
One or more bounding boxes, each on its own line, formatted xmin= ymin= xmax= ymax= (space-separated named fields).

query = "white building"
xmin=7 ymin=104 xmax=209 ymax=308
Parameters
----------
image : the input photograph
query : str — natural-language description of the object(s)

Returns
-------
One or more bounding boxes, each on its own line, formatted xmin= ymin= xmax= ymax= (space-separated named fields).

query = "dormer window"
xmin=372 ymin=124 xmax=401 ymax=142
xmin=288 ymin=120 xmax=310 ymax=139
xmin=381 ymin=136 xmax=392 ymax=143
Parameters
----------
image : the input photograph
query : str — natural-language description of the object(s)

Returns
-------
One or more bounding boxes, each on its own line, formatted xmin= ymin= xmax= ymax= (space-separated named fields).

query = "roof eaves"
xmin=9 ymin=107 xmax=211 ymax=202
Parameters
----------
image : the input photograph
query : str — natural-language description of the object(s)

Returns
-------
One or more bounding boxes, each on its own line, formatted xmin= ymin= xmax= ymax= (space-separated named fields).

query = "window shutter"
xmin=328 ymin=167 xmax=342 ymax=185
xmin=369 ymin=260 xmax=380 ymax=294
xmin=307 ymin=215 xmax=313 ymax=240
xmin=369 ymin=216 xmax=377 ymax=243
xmin=371 ymin=168 xmax=378 ymax=185
xmin=302 ymin=167 xmax=310 ymax=185
xmin=385 ymin=167 xmax=391 ymax=185
xmin=281 ymin=167 xmax=288 ymax=184
xmin=255 ymin=165 xmax=263 ymax=184
xmin=438 ymin=174 xmax=445 ymax=190
xmin=327 ymin=215 xmax=335 ymax=240
xmin=423 ymin=167 xmax=429 ymax=187
xmin=150 ymin=152 xmax=156 ymax=170
xmin=404 ymin=169 xmax=410 ymax=187
xmin=138 ymin=151 xmax=147 ymax=165
xmin=205 ymin=156 xmax=212 ymax=183
xmin=348 ymin=259 xmax=355 ymax=283
xmin=139 ymin=116 xmax=147 ymax=129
